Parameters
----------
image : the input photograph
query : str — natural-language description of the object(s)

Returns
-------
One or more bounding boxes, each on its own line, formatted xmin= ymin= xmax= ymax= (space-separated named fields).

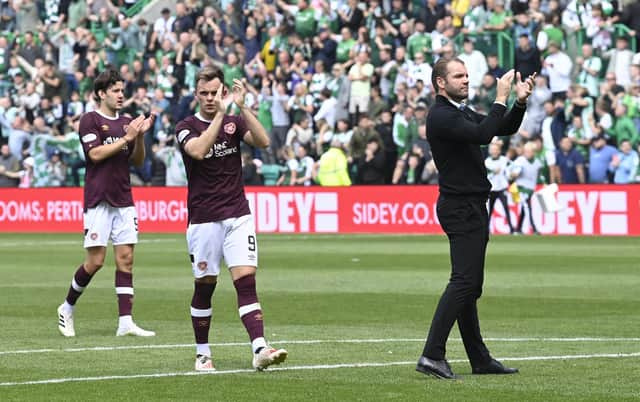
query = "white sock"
xmin=62 ymin=301 xmax=74 ymax=313
xmin=118 ymin=315 xmax=133 ymax=328
xmin=252 ymin=337 xmax=267 ymax=353
xmin=196 ymin=344 xmax=211 ymax=357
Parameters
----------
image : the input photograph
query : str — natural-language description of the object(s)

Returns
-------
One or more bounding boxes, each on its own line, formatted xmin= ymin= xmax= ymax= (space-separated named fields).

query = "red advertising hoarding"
xmin=0 ymin=185 xmax=638 ymax=235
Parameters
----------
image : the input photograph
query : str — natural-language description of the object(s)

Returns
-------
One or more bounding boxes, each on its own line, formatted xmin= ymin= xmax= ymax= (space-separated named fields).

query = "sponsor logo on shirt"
xmin=204 ymin=141 xmax=238 ymax=158
xmin=104 ymin=136 xmax=128 ymax=151
xmin=101 ymin=124 xmax=109 ymax=131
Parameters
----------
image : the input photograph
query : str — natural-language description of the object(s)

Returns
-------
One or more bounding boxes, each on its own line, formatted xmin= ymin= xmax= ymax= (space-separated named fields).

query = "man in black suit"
xmin=416 ymin=57 xmax=535 ymax=379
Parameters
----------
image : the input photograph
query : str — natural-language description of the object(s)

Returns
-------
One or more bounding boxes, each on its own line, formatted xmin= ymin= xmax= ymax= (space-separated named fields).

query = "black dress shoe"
xmin=472 ymin=359 xmax=519 ymax=375
xmin=416 ymin=356 xmax=456 ymax=379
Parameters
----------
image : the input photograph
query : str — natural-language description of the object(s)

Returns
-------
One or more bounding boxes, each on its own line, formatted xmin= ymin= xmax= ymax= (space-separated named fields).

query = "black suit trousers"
xmin=422 ymin=194 xmax=492 ymax=366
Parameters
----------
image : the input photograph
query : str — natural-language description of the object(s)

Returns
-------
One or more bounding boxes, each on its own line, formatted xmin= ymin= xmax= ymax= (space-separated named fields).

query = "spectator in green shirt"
xmin=621 ymin=83 xmax=640 ymax=120
xmin=611 ymin=103 xmax=639 ymax=147
xmin=223 ymin=52 xmax=244 ymax=88
xmin=294 ymin=0 xmax=317 ymax=39
xmin=335 ymin=27 xmax=356 ymax=65
xmin=568 ymin=115 xmax=591 ymax=160
xmin=484 ymin=0 xmax=512 ymax=31
xmin=392 ymin=105 xmax=414 ymax=156
xmin=406 ymin=21 xmax=431 ymax=61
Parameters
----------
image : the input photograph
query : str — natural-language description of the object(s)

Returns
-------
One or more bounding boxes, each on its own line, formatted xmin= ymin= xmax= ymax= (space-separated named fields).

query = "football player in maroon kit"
xmin=175 ymin=66 xmax=287 ymax=371
xmin=57 ymin=68 xmax=156 ymax=338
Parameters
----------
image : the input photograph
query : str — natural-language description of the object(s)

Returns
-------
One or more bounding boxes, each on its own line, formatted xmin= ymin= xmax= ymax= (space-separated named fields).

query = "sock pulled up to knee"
xmin=191 ymin=281 xmax=216 ymax=348
xmin=233 ymin=274 xmax=266 ymax=352
xmin=115 ymin=270 xmax=134 ymax=317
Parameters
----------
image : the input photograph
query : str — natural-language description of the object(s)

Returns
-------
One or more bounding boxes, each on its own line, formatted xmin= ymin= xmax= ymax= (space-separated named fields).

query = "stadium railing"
xmin=567 ymin=24 xmax=637 ymax=54
xmin=123 ymin=0 xmax=152 ymax=18
xmin=566 ymin=24 xmax=637 ymax=79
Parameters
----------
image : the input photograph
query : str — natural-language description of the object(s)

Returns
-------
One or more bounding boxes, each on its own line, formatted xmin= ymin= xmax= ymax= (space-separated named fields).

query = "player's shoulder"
xmin=177 ymin=115 xmax=203 ymax=131
xmin=175 ymin=115 xmax=201 ymax=143
xmin=79 ymin=110 xmax=98 ymax=125
xmin=78 ymin=111 xmax=103 ymax=135
xmin=78 ymin=112 xmax=102 ymax=143
xmin=176 ymin=115 xmax=200 ymax=130
xmin=81 ymin=110 xmax=130 ymax=125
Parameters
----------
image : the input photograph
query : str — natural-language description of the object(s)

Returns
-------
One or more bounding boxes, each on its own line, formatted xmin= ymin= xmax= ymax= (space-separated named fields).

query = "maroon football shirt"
xmin=176 ymin=113 xmax=251 ymax=224
xmin=79 ymin=111 xmax=135 ymax=210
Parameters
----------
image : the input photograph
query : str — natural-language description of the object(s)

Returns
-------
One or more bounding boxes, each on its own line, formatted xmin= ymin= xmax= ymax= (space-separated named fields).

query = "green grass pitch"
xmin=0 ymin=233 xmax=639 ymax=401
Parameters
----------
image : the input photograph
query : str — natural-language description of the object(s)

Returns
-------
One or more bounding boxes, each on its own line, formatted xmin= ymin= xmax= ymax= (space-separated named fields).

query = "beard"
xmin=445 ymin=85 xmax=468 ymax=103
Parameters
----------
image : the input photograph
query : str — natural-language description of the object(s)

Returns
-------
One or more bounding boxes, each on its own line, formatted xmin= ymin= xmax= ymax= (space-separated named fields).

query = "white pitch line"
xmin=1 ymin=337 xmax=639 ymax=356
xmin=0 ymin=238 xmax=176 ymax=248
xmin=1 ymin=352 xmax=640 ymax=387
xmin=483 ymin=337 xmax=640 ymax=342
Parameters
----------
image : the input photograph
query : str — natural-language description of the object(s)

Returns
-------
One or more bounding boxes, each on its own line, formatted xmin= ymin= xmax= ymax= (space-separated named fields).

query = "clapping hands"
xmin=124 ymin=114 xmax=156 ymax=142
xmin=496 ymin=69 xmax=515 ymax=100
xmin=515 ymin=72 xmax=536 ymax=104
xmin=231 ymin=79 xmax=247 ymax=109
xmin=496 ymin=69 xmax=536 ymax=104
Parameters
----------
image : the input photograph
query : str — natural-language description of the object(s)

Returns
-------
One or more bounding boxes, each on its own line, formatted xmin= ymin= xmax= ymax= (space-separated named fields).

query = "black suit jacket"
xmin=426 ymin=95 xmax=526 ymax=196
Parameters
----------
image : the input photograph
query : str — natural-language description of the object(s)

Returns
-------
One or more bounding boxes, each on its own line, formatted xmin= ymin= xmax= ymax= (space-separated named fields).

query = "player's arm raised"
xmin=232 ymin=79 xmax=270 ymax=149
xmin=88 ymin=115 xmax=145 ymax=163
xmin=183 ymin=86 xmax=225 ymax=160
xmin=129 ymin=114 xmax=155 ymax=167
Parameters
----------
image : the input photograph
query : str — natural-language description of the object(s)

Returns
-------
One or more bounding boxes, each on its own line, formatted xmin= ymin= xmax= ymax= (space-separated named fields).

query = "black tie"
xmin=459 ymin=104 xmax=473 ymax=122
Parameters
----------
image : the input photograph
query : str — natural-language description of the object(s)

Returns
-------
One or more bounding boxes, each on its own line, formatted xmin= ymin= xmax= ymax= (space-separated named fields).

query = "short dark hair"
xmin=93 ymin=67 xmax=123 ymax=101
xmin=195 ymin=66 xmax=225 ymax=88
xmin=431 ymin=57 xmax=464 ymax=94
xmin=320 ymin=88 xmax=332 ymax=99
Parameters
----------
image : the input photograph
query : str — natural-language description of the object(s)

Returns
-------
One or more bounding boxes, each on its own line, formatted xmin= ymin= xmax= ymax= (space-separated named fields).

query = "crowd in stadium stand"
xmin=1 ymin=0 xmax=640 ymax=188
